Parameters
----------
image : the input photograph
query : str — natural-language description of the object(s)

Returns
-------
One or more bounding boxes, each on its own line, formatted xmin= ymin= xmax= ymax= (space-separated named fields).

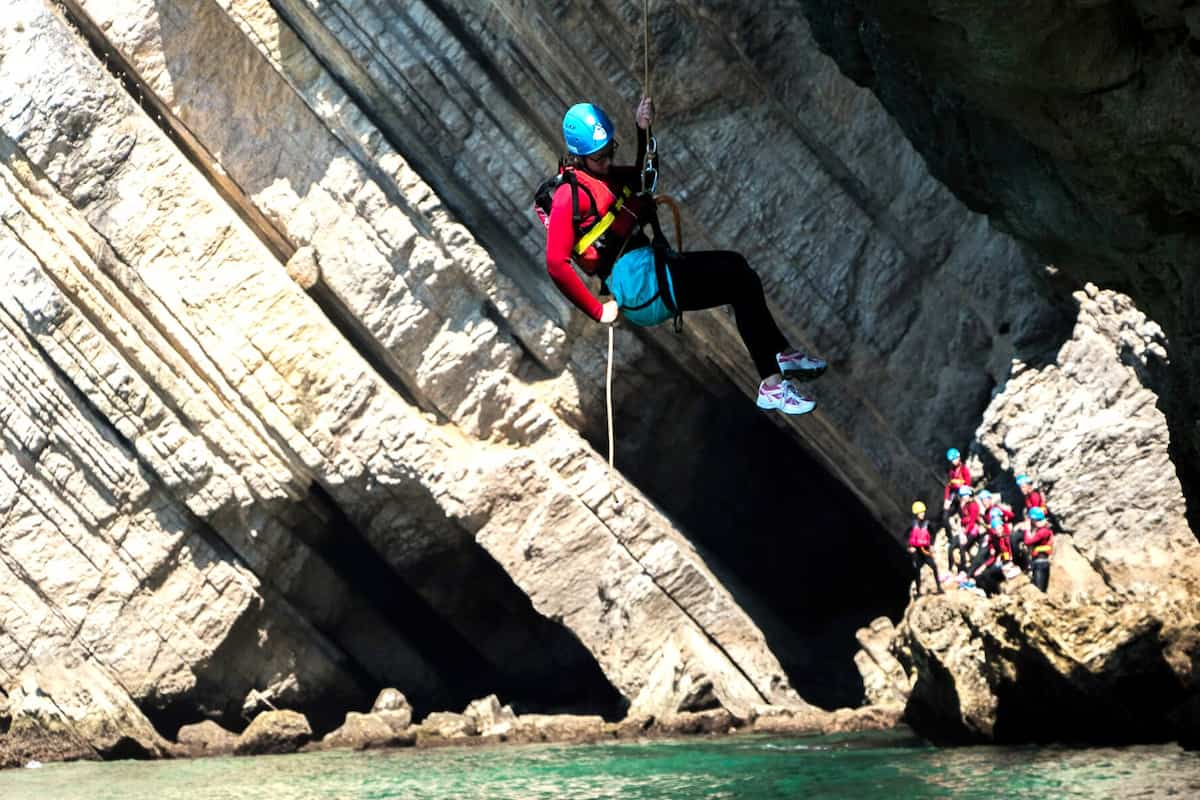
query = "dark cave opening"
xmin=596 ymin=370 xmax=912 ymax=711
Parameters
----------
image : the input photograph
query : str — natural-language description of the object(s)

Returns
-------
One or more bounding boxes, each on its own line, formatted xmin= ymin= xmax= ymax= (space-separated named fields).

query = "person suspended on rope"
xmin=907 ymin=501 xmax=945 ymax=596
xmin=942 ymin=448 xmax=971 ymax=512
xmin=539 ymin=98 xmax=827 ymax=416
xmin=1024 ymin=506 xmax=1054 ymax=592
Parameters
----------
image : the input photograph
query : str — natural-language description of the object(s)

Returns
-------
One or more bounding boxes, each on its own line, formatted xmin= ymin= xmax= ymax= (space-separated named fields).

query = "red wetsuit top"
xmin=1025 ymin=523 xmax=1054 ymax=557
xmin=545 ymin=131 xmax=653 ymax=320
xmin=908 ymin=521 xmax=932 ymax=550
xmin=1024 ymin=489 xmax=1047 ymax=515
xmin=961 ymin=499 xmax=982 ymax=539
xmin=944 ymin=464 xmax=971 ymax=501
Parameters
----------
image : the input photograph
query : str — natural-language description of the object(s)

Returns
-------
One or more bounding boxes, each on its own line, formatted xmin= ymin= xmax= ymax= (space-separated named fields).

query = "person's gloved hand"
xmin=636 ymin=96 xmax=654 ymax=130
xmin=600 ymin=300 xmax=620 ymax=325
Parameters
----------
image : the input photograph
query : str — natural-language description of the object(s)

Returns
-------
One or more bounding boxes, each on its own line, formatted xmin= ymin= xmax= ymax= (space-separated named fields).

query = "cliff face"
xmin=0 ymin=0 xmax=1193 ymax=744
xmin=796 ymin=0 xmax=1200 ymax=527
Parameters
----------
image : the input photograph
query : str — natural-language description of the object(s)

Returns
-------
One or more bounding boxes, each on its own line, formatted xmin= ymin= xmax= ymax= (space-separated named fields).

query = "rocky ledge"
xmin=855 ymin=554 xmax=1200 ymax=747
xmin=0 ymin=667 xmax=900 ymax=770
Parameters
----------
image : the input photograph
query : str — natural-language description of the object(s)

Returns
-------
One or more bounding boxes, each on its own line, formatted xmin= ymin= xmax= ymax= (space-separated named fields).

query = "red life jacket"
xmin=908 ymin=521 xmax=931 ymax=550
xmin=1024 ymin=523 xmax=1054 ymax=557
xmin=535 ymin=166 xmax=650 ymax=278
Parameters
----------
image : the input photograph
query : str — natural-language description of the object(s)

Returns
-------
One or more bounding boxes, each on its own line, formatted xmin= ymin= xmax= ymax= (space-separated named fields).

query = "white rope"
xmin=606 ymin=325 xmax=620 ymax=507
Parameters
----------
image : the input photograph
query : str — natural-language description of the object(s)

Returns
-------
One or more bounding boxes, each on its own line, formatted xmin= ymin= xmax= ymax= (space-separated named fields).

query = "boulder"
xmin=414 ymin=712 xmax=474 ymax=743
xmin=370 ymin=688 xmax=413 ymax=733
xmin=318 ymin=711 xmax=414 ymax=751
xmin=233 ymin=710 xmax=312 ymax=756
xmin=506 ymin=714 xmax=606 ymax=744
xmin=853 ymin=617 xmax=910 ymax=707
xmin=176 ymin=720 xmax=239 ymax=757
xmin=894 ymin=583 xmax=1200 ymax=743
xmin=462 ymin=695 xmax=517 ymax=737
xmin=5 ymin=661 xmax=173 ymax=763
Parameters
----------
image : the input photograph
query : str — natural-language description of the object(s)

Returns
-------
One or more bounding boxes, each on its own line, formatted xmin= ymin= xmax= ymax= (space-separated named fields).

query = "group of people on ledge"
xmin=906 ymin=447 xmax=1054 ymax=598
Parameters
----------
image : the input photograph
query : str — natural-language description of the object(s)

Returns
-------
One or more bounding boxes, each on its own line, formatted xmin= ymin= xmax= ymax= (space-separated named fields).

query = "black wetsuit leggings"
xmin=667 ymin=250 xmax=790 ymax=380
xmin=1031 ymin=556 xmax=1051 ymax=593
xmin=911 ymin=550 xmax=942 ymax=594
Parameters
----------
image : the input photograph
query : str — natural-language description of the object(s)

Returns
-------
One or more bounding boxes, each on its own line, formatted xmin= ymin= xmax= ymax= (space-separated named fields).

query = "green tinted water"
xmin=1 ymin=731 xmax=1197 ymax=799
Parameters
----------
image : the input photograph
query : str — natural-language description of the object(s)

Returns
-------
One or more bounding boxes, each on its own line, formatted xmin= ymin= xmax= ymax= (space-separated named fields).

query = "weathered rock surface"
xmin=795 ymin=0 xmax=1200 ymax=525
xmin=317 ymin=711 xmax=414 ymax=751
xmin=881 ymin=568 xmax=1200 ymax=744
xmin=175 ymin=720 xmax=239 ymax=757
xmin=233 ymin=709 xmax=312 ymax=756
xmin=975 ymin=286 xmax=1197 ymax=587
xmin=3 ymin=661 xmax=174 ymax=763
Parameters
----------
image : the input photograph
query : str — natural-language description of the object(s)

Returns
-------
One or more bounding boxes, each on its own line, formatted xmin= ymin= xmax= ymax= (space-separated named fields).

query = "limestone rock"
xmin=463 ymin=695 xmax=517 ymax=737
xmin=175 ymin=720 xmax=238 ymax=757
xmin=795 ymin=1 xmax=1200 ymax=497
xmin=651 ymin=709 xmax=738 ymax=737
xmin=233 ymin=710 xmax=312 ymax=756
xmin=414 ymin=712 xmax=474 ymax=742
xmin=506 ymin=714 xmax=606 ymax=744
xmin=894 ymin=582 xmax=1200 ymax=743
xmin=319 ymin=711 xmax=414 ymax=751
xmin=975 ymin=287 xmax=1197 ymax=587
xmin=369 ymin=688 xmax=413 ymax=732
xmin=853 ymin=617 xmax=910 ymax=707
xmin=5 ymin=661 xmax=173 ymax=762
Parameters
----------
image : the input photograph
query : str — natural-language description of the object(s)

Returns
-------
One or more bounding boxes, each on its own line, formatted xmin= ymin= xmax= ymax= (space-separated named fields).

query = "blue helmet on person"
xmin=990 ymin=515 xmax=1004 ymax=529
xmin=946 ymin=448 xmax=960 ymax=462
xmin=1016 ymin=474 xmax=1032 ymax=486
xmin=1029 ymin=506 xmax=1046 ymax=522
xmin=978 ymin=489 xmax=992 ymax=502
xmin=562 ymin=103 xmax=614 ymax=156
xmin=957 ymin=485 xmax=973 ymax=497
xmin=989 ymin=505 xmax=1004 ymax=518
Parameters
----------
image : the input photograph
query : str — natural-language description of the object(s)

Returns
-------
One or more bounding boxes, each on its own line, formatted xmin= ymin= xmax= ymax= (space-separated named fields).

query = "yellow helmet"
xmin=911 ymin=501 xmax=927 ymax=515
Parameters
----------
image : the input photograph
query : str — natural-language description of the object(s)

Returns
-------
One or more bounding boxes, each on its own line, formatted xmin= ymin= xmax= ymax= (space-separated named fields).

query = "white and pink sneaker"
xmin=776 ymin=349 xmax=827 ymax=379
xmin=756 ymin=379 xmax=816 ymax=415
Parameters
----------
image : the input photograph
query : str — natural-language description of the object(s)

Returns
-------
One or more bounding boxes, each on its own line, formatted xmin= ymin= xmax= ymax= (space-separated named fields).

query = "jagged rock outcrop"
xmin=2 ymin=661 xmax=175 ymax=765
xmin=889 ymin=568 xmax=1200 ymax=744
xmin=975 ymin=285 xmax=1197 ymax=587
xmin=795 ymin=0 xmax=1200 ymax=526
xmin=1 ymin=0 xmax=1195 ymax=759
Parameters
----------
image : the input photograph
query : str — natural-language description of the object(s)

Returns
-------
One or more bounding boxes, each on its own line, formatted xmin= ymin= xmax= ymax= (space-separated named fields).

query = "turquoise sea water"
xmin=1 ymin=730 xmax=1197 ymax=799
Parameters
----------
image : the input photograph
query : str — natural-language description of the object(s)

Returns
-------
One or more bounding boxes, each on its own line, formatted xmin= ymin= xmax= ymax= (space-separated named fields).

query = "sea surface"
xmin=1 ymin=730 xmax=1197 ymax=799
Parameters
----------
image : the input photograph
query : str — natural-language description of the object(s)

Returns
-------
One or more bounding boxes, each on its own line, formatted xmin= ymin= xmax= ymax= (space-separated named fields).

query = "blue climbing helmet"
xmin=1016 ymin=474 xmax=1032 ymax=486
xmin=946 ymin=447 xmax=960 ymax=462
xmin=957 ymin=485 xmax=973 ymax=497
xmin=978 ymin=489 xmax=992 ymax=502
xmin=990 ymin=515 xmax=1004 ymax=529
xmin=989 ymin=506 xmax=1004 ymax=519
xmin=562 ymin=103 xmax=615 ymax=156
xmin=1028 ymin=506 xmax=1046 ymax=522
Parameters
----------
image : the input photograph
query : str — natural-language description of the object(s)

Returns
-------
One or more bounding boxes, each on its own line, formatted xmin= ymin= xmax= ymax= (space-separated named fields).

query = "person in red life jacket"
xmin=959 ymin=486 xmax=984 ymax=562
xmin=1012 ymin=473 xmax=1048 ymax=568
xmin=907 ymin=501 xmax=945 ymax=596
xmin=972 ymin=515 xmax=1010 ymax=597
xmin=942 ymin=448 xmax=971 ymax=512
xmin=978 ymin=489 xmax=1014 ymax=525
xmin=545 ymin=99 xmax=826 ymax=416
xmin=946 ymin=485 xmax=976 ymax=575
xmin=1024 ymin=506 xmax=1054 ymax=592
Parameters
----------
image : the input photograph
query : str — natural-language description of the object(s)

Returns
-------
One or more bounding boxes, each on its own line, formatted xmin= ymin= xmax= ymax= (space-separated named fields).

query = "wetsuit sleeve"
xmin=1024 ymin=526 xmax=1049 ymax=547
xmin=546 ymin=184 xmax=603 ymax=321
